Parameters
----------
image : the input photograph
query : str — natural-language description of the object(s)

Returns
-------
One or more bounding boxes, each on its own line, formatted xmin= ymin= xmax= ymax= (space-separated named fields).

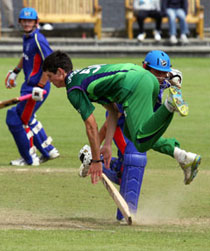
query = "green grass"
xmin=0 ymin=57 xmax=210 ymax=251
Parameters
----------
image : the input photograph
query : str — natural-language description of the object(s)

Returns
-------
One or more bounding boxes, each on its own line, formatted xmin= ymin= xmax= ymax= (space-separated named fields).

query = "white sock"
xmin=173 ymin=147 xmax=187 ymax=163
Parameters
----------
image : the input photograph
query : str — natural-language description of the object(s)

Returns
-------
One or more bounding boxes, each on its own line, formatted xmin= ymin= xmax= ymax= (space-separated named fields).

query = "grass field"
xmin=0 ymin=57 xmax=210 ymax=251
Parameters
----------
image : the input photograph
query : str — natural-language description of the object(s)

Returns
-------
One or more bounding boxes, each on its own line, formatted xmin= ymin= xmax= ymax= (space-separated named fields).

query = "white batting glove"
xmin=5 ymin=70 xmax=18 ymax=88
xmin=32 ymin=87 xmax=45 ymax=101
xmin=168 ymin=68 xmax=183 ymax=88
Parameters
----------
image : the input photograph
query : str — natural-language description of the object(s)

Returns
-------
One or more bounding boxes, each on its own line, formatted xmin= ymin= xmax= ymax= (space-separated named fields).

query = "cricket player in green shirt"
xmin=42 ymin=50 xmax=192 ymax=184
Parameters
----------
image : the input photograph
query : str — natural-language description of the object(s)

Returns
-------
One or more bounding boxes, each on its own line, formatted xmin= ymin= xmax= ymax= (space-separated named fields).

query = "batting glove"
xmin=5 ymin=70 xmax=18 ymax=88
xmin=32 ymin=87 xmax=45 ymax=101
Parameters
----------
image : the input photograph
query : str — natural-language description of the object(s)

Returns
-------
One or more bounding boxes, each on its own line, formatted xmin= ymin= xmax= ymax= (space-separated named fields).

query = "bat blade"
xmin=101 ymin=173 xmax=132 ymax=225
xmin=0 ymin=97 xmax=21 ymax=109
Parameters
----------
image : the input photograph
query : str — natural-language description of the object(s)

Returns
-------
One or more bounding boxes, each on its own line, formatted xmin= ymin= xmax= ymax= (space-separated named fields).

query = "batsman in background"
xmin=42 ymin=50 xmax=200 ymax=186
xmin=5 ymin=7 xmax=59 ymax=166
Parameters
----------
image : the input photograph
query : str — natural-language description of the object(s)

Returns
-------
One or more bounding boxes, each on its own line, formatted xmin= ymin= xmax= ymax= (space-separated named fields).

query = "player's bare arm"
xmin=85 ymin=113 xmax=102 ymax=184
xmin=100 ymin=103 xmax=118 ymax=169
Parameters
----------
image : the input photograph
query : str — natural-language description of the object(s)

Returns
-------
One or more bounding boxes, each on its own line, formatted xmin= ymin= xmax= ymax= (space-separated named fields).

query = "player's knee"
xmin=134 ymin=142 xmax=150 ymax=154
xmin=124 ymin=152 xmax=147 ymax=168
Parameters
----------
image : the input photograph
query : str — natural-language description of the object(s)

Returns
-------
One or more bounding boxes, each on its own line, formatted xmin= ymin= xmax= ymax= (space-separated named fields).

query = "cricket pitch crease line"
xmin=0 ymin=167 xmax=78 ymax=174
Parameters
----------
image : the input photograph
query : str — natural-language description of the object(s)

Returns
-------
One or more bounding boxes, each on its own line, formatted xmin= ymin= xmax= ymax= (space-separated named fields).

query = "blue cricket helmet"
xmin=19 ymin=7 xmax=38 ymax=20
xmin=143 ymin=50 xmax=172 ymax=72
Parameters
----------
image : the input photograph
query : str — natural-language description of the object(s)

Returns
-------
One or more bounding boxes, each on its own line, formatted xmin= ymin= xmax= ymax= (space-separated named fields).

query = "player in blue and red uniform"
xmin=5 ymin=7 xmax=59 ymax=166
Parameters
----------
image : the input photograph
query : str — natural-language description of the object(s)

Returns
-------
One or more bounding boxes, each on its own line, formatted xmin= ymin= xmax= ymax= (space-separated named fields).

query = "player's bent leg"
xmin=123 ymin=81 xmax=174 ymax=153
xmin=117 ymin=152 xmax=147 ymax=221
xmin=6 ymin=107 xmax=39 ymax=165
xmin=152 ymin=137 xmax=180 ymax=157
xmin=30 ymin=118 xmax=60 ymax=163
xmin=133 ymin=107 xmax=173 ymax=153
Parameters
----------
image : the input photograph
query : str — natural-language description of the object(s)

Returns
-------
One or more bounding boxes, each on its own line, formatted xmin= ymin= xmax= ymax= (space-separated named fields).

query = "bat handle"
xmin=19 ymin=90 xmax=47 ymax=102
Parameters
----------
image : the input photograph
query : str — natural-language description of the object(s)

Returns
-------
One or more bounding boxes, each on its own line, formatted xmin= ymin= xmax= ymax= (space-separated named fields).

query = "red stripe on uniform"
xmin=24 ymin=125 xmax=34 ymax=148
xmin=113 ymin=126 xmax=127 ymax=155
xmin=21 ymin=98 xmax=36 ymax=125
xmin=30 ymin=53 xmax=42 ymax=77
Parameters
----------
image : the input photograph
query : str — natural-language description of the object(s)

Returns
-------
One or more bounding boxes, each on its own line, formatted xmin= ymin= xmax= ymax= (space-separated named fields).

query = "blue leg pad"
xmin=102 ymin=157 xmax=122 ymax=185
xmin=6 ymin=107 xmax=32 ymax=164
xmin=116 ymin=152 xmax=147 ymax=221
xmin=30 ymin=119 xmax=54 ymax=157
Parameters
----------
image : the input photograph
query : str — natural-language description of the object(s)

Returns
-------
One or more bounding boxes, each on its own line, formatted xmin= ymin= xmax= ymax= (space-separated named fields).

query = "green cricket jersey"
xmin=65 ymin=63 xmax=147 ymax=121
xmin=65 ymin=62 xmax=174 ymax=154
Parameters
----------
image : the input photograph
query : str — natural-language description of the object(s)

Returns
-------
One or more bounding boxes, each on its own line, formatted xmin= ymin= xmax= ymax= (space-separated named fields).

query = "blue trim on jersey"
xmin=80 ymin=70 xmax=129 ymax=90
xmin=67 ymin=70 xmax=129 ymax=104
xmin=67 ymin=70 xmax=129 ymax=94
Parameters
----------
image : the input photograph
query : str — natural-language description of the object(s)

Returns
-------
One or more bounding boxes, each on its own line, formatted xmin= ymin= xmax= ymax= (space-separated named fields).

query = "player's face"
xmin=150 ymin=68 xmax=168 ymax=85
xmin=20 ymin=19 xmax=37 ymax=33
xmin=46 ymin=69 xmax=66 ymax=88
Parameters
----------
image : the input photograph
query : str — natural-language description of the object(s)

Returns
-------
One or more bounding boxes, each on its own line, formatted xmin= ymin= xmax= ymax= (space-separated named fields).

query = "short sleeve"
xmin=68 ymin=89 xmax=95 ymax=121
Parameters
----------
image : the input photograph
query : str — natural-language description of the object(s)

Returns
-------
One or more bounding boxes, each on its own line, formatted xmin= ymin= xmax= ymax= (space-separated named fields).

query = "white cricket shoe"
xmin=10 ymin=146 xmax=40 ymax=166
xmin=78 ymin=145 xmax=92 ymax=177
xmin=10 ymin=155 xmax=40 ymax=166
xmin=39 ymin=148 xmax=60 ymax=163
xmin=10 ymin=157 xmax=40 ymax=166
xmin=175 ymin=148 xmax=201 ymax=185
xmin=180 ymin=153 xmax=201 ymax=185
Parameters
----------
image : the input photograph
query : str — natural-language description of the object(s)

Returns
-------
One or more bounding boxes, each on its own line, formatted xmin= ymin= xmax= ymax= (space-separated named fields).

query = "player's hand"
xmin=168 ymin=68 xmax=183 ymax=88
xmin=5 ymin=70 xmax=18 ymax=89
xmin=100 ymin=144 xmax=112 ymax=169
xmin=88 ymin=162 xmax=102 ymax=184
xmin=32 ymin=87 xmax=45 ymax=101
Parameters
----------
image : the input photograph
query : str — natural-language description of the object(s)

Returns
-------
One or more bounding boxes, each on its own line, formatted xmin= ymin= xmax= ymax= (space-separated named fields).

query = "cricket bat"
xmin=101 ymin=173 xmax=132 ymax=225
xmin=0 ymin=90 xmax=47 ymax=109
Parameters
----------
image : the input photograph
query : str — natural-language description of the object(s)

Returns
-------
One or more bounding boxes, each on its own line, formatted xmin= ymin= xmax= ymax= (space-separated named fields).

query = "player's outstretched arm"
xmin=85 ymin=113 xmax=102 ymax=184
xmin=100 ymin=104 xmax=118 ymax=169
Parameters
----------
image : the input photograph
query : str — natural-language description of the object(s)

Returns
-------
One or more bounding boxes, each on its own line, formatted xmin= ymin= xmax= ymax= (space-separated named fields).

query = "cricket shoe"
xmin=179 ymin=152 xmax=201 ymax=185
xmin=39 ymin=148 xmax=60 ymax=164
xmin=117 ymin=218 xmax=127 ymax=225
xmin=78 ymin=145 xmax=92 ymax=177
xmin=10 ymin=146 xmax=40 ymax=166
xmin=10 ymin=153 xmax=40 ymax=166
xmin=166 ymin=86 xmax=189 ymax=116
xmin=10 ymin=156 xmax=40 ymax=166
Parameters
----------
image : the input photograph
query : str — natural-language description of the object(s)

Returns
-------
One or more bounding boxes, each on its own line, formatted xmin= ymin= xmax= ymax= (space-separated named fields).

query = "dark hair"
xmin=43 ymin=50 xmax=73 ymax=73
